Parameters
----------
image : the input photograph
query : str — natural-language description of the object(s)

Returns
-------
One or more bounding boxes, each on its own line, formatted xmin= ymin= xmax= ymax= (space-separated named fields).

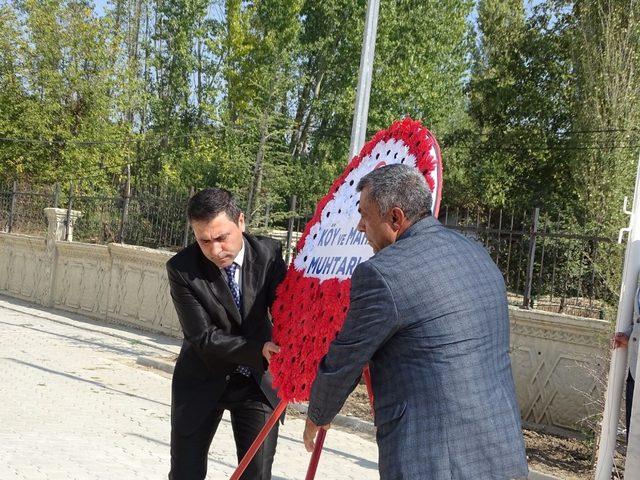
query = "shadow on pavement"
xmin=4 ymin=357 xmax=171 ymax=408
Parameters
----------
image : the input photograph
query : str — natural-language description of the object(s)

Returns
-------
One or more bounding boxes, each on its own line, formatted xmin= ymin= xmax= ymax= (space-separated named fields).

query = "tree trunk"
xmin=246 ymin=110 xmax=270 ymax=225
xmin=291 ymin=67 xmax=325 ymax=159
xmin=225 ymin=0 xmax=242 ymax=123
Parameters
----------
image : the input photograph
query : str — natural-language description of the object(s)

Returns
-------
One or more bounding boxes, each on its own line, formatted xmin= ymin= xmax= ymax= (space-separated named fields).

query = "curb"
xmin=528 ymin=471 xmax=562 ymax=480
xmin=0 ymin=296 xmax=180 ymax=355
xmin=287 ymin=402 xmax=375 ymax=436
xmin=136 ymin=355 xmax=176 ymax=374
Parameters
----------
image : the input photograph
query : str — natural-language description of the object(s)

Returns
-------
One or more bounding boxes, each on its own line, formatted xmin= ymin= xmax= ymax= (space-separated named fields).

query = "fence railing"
xmin=0 ymin=182 xmax=623 ymax=320
xmin=439 ymin=206 xmax=622 ymax=318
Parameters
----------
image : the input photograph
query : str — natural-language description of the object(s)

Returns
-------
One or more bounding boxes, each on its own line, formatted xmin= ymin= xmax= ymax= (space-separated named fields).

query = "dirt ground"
xmin=340 ymin=384 xmax=629 ymax=480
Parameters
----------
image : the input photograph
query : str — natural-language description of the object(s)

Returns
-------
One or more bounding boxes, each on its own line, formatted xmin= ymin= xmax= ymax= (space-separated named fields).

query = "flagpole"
xmin=348 ymin=0 xmax=380 ymax=161
xmin=303 ymin=3 xmax=380 ymax=477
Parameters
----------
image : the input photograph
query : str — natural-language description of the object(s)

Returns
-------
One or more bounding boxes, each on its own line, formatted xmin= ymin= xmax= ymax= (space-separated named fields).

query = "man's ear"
xmin=390 ymin=207 xmax=405 ymax=231
xmin=238 ymin=212 xmax=246 ymax=232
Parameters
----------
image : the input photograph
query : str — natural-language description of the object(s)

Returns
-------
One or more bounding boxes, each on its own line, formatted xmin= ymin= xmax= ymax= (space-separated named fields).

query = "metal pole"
xmin=264 ymin=203 xmax=271 ymax=228
xmin=118 ymin=164 xmax=131 ymax=244
xmin=285 ymin=195 xmax=297 ymax=265
xmin=348 ymin=0 xmax=380 ymax=161
xmin=182 ymin=187 xmax=194 ymax=249
xmin=595 ymin=154 xmax=640 ymax=479
xmin=522 ymin=207 xmax=539 ymax=309
xmin=53 ymin=183 xmax=60 ymax=209
xmin=65 ymin=181 xmax=74 ymax=241
xmin=8 ymin=181 xmax=17 ymax=233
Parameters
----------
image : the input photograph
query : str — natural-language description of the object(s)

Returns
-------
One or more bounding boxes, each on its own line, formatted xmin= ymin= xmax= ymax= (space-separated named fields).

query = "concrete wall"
xmin=0 ymin=234 xmax=51 ymax=304
xmin=0 ymin=232 xmax=180 ymax=336
xmin=510 ymin=308 xmax=609 ymax=433
xmin=0 ymin=230 xmax=610 ymax=432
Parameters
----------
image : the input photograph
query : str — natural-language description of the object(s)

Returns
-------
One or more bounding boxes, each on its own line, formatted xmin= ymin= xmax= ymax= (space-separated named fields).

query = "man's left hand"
xmin=262 ymin=341 xmax=280 ymax=361
xmin=303 ymin=417 xmax=330 ymax=452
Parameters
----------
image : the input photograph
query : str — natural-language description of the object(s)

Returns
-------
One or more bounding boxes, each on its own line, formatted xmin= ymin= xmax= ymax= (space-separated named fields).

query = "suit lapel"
xmin=241 ymin=236 xmax=264 ymax=320
xmin=201 ymin=256 xmax=242 ymax=327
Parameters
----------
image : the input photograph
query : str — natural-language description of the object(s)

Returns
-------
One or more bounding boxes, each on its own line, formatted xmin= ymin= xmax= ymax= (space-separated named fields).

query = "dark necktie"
xmin=224 ymin=263 xmax=251 ymax=377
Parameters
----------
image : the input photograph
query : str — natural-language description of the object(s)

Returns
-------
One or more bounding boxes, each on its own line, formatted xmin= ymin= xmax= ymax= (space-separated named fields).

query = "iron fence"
xmin=0 ymin=181 xmax=56 ymax=235
xmin=0 ymin=181 xmax=624 ymax=319
xmin=439 ymin=206 xmax=622 ymax=318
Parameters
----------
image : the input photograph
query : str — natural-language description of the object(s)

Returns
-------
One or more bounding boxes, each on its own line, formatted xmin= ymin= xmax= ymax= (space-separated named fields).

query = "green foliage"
xmin=457 ymin=0 xmax=578 ymax=210
xmin=0 ymin=0 xmax=130 ymax=189
xmin=1 ymin=0 xmax=638 ymax=242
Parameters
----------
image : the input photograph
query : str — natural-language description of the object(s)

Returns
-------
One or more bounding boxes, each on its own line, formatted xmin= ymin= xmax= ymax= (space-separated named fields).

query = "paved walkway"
xmin=0 ymin=296 xmax=378 ymax=480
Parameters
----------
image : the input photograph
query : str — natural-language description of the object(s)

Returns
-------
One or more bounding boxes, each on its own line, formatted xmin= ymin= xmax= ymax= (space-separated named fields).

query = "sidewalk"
xmin=0 ymin=296 xmax=378 ymax=480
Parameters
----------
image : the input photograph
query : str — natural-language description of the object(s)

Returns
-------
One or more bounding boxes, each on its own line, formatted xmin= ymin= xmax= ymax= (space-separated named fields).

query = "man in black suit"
xmin=166 ymin=187 xmax=287 ymax=480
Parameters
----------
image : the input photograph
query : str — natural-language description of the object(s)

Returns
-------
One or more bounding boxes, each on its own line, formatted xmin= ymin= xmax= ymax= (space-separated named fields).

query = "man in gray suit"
xmin=303 ymin=164 xmax=528 ymax=479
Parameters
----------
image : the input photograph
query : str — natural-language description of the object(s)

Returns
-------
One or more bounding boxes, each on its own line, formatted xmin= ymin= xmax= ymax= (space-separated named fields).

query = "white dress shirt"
xmin=221 ymin=240 xmax=245 ymax=294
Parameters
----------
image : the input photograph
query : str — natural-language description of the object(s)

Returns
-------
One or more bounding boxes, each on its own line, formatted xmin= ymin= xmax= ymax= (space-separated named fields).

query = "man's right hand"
xmin=612 ymin=332 xmax=629 ymax=349
xmin=262 ymin=341 xmax=280 ymax=361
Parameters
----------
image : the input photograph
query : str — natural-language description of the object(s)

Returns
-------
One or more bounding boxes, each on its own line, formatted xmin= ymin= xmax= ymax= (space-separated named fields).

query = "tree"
xmin=0 ymin=0 xmax=128 ymax=188
xmin=462 ymin=0 xmax=578 ymax=210
xmin=571 ymin=0 xmax=640 ymax=227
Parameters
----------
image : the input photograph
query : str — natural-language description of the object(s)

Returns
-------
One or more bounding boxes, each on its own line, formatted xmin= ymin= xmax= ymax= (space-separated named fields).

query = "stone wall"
xmin=0 ymin=213 xmax=180 ymax=337
xmin=0 ymin=221 xmax=610 ymax=432
xmin=0 ymin=234 xmax=51 ymax=304
xmin=106 ymin=243 xmax=178 ymax=336
xmin=510 ymin=308 xmax=609 ymax=433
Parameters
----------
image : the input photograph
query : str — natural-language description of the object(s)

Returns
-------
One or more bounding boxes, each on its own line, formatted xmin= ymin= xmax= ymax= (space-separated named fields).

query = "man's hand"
xmin=612 ymin=332 xmax=629 ymax=349
xmin=303 ymin=417 xmax=330 ymax=452
xmin=262 ymin=341 xmax=280 ymax=361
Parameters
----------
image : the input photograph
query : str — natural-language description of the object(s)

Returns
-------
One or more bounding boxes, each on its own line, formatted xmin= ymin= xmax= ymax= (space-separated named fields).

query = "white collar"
xmin=233 ymin=239 xmax=245 ymax=268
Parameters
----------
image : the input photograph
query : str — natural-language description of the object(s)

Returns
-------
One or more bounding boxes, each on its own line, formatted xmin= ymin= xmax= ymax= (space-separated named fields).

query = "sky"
xmin=94 ymin=0 xmax=107 ymax=16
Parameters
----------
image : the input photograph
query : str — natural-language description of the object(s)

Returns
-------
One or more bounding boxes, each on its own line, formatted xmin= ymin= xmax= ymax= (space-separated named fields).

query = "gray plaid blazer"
xmin=308 ymin=216 xmax=528 ymax=480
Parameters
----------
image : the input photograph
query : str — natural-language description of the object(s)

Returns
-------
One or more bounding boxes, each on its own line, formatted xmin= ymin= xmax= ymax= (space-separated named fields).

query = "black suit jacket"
xmin=166 ymin=233 xmax=287 ymax=435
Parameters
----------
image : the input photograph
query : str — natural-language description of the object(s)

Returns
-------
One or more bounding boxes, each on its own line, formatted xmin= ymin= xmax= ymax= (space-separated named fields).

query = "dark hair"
xmin=187 ymin=188 xmax=242 ymax=223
